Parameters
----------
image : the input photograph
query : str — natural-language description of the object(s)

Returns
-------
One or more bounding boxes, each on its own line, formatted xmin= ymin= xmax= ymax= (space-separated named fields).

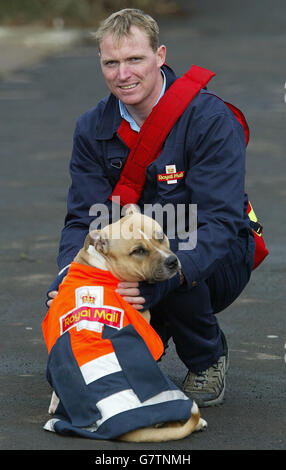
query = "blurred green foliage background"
xmin=0 ymin=0 xmax=181 ymax=27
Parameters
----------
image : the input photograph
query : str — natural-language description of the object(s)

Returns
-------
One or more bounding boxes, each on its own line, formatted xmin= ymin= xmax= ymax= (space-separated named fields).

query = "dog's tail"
xmin=117 ymin=401 xmax=207 ymax=443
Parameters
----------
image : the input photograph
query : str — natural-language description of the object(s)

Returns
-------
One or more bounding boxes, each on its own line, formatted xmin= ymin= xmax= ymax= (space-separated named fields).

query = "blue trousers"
xmin=150 ymin=231 xmax=255 ymax=374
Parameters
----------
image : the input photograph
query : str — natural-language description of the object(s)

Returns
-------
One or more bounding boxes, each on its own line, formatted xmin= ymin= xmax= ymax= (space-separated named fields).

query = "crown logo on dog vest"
xmin=81 ymin=290 xmax=97 ymax=305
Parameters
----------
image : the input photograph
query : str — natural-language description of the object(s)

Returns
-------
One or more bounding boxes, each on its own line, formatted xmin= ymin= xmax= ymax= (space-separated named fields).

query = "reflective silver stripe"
xmin=43 ymin=418 xmax=60 ymax=432
xmin=58 ymin=264 xmax=71 ymax=277
xmin=80 ymin=352 xmax=121 ymax=385
xmin=84 ymin=388 xmax=189 ymax=432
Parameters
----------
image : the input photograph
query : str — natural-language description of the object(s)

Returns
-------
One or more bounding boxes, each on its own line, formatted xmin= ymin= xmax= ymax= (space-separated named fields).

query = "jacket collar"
xmin=95 ymin=64 xmax=177 ymax=140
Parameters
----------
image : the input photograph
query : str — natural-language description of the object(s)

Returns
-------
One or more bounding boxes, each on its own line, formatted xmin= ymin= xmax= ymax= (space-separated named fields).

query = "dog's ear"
xmin=88 ymin=230 xmax=109 ymax=255
xmin=84 ymin=232 xmax=94 ymax=251
xmin=84 ymin=230 xmax=101 ymax=250
xmin=122 ymin=204 xmax=141 ymax=216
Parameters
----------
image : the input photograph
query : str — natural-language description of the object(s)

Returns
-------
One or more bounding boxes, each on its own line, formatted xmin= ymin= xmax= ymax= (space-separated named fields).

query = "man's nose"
xmin=118 ymin=63 xmax=132 ymax=81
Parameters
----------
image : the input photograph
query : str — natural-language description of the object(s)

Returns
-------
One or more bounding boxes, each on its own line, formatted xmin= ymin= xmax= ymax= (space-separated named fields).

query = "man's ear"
xmin=88 ymin=230 xmax=109 ymax=255
xmin=157 ymin=44 xmax=166 ymax=67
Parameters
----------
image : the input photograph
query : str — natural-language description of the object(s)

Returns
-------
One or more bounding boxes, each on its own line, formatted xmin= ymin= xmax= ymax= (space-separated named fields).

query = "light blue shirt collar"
xmin=119 ymin=70 xmax=166 ymax=133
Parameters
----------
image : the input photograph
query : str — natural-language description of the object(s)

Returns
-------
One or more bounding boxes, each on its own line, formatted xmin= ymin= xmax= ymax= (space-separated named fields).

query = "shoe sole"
xmin=193 ymin=379 xmax=226 ymax=408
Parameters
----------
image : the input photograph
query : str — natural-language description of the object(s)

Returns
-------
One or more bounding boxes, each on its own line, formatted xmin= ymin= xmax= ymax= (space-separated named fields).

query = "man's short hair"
xmin=95 ymin=8 xmax=160 ymax=52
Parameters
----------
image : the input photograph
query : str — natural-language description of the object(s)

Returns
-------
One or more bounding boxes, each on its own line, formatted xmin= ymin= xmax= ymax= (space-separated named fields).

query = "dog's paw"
xmin=195 ymin=418 xmax=208 ymax=432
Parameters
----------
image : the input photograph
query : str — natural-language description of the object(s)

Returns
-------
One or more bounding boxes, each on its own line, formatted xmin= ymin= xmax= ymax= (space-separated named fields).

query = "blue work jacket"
xmin=57 ymin=64 xmax=252 ymax=290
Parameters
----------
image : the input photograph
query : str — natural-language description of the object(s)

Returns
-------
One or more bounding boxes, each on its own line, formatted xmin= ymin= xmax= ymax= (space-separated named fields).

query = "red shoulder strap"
xmin=224 ymin=101 xmax=249 ymax=146
xmin=110 ymin=65 xmax=216 ymax=206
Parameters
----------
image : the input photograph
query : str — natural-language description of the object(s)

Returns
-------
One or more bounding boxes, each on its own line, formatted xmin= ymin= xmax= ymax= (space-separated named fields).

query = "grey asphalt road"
xmin=0 ymin=0 xmax=285 ymax=454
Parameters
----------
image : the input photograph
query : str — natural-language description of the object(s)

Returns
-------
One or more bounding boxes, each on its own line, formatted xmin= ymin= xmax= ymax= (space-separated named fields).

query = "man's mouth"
xmin=119 ymin=83 xmax=138 ymax=90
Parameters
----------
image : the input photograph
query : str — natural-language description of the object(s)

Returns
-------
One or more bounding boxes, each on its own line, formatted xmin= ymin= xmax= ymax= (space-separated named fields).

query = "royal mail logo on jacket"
xmin=42 ymin=262 xmax=193 ymax=440
xmin=157 ymin=164 xmax=185 ymax=184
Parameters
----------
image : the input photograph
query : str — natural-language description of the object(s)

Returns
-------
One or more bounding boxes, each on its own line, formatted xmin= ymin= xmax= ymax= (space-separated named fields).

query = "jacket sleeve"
xmin=56 ymin=115 xmax=113 ymax=275
xmin=176 ymin=107 xmax=247 ymax=289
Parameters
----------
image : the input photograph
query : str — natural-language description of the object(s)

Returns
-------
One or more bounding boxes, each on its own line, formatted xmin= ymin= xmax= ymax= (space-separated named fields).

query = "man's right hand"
xmin=46 ymin=274 xmax=67 ymax=308
xmin=46 ymin=290 xmax=58 ymax=308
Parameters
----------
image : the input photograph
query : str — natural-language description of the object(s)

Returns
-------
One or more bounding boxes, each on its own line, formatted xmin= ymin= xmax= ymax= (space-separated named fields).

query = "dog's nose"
xmin=164 ymin=254 xmax=178 ymax=271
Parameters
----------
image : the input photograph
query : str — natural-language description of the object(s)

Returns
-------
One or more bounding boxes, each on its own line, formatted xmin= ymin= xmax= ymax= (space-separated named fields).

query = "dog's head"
xmin=84 ymin=205 xmax=179 ymax=283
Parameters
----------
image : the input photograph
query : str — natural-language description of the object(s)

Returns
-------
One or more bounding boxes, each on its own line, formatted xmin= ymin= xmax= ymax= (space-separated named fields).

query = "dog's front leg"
xmin=141 ymin=309 xmax=151 ymax=323
xmin=48 ymin=391 xmax=60 ymax=414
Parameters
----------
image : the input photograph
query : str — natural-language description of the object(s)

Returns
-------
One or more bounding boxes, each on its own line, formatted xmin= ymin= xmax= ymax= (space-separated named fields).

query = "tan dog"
xmin=46 ymin=205 xmax=206 ymax=442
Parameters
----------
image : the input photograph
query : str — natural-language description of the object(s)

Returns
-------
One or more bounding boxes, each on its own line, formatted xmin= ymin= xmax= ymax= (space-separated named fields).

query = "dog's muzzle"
xmin=164 ymin=254 xmax=179 ymax=273
xmin=149 ymin=254 xmax=179 ymax=282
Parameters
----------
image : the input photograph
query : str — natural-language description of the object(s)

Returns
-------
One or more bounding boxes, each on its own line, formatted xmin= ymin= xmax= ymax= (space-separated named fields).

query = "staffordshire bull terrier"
xmin=43 ymin=205 xmax=206 ymax=442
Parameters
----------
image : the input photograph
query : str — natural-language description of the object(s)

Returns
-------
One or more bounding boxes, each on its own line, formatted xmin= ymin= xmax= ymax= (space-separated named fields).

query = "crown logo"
xmin=81 ymin=290 xmax=96 ymax=305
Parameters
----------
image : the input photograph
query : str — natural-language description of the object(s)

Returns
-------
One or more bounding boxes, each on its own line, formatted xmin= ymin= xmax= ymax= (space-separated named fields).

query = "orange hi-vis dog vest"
xmin=42 ymin=262 xmax=192 ymax=440
xmin=42 ymin=262 xmax=163 ymax=363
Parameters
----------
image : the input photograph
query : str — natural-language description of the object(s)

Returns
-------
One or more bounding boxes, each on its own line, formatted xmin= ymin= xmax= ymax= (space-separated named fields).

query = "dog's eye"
xmin=154 ymin=231 xmax=167 ymax=243
xmin=130 ymin=246 xmax=147 ymax=256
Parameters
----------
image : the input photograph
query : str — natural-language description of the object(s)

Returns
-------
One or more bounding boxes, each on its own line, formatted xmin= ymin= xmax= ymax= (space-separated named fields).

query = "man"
xmin=47 ymin=9 xmax=255 ymax=407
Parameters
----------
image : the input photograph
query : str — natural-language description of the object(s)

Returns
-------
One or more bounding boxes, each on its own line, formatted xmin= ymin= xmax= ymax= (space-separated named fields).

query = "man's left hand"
xmin=116 ymin=272 xmax=181 ymax=311
xmin=116 ymin=282 xmax=146 ymax=310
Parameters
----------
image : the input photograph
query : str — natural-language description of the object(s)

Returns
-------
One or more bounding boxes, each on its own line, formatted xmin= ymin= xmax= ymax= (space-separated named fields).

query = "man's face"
xmin=99 ymin=26 xmax=166 ymax=114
